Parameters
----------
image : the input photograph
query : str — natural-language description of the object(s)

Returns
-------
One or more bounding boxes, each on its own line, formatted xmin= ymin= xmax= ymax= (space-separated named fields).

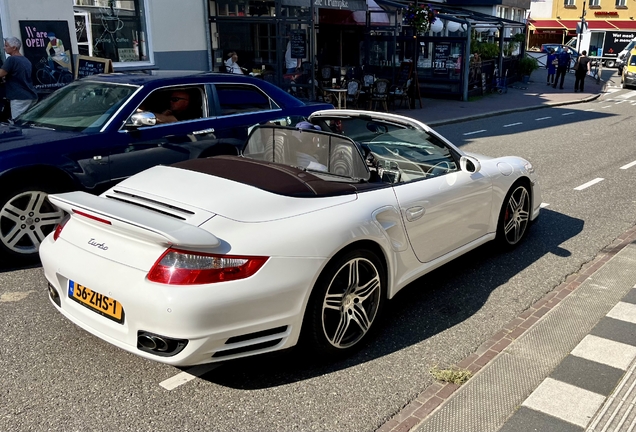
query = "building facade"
xmin=528 ymin=0 xmax=636 ymax=50
xmin=0 ymin=0 xmax=210 ymax=73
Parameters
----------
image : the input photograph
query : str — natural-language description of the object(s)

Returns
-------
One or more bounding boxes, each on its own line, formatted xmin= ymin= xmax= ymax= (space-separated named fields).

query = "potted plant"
xmin=518 ymin=56 xmax=539 ymax=84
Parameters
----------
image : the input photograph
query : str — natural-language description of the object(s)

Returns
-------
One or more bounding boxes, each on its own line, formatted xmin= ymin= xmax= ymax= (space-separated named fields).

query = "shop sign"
xmin=281 ymin=0 xmax=366 ymax=11
xmin=314 ymin=0 xmax=366 ymax=10
xmin=19 ymin=20 xmax=73 ymax=92
xmin=594 ymin=11 xmax=619 ymax=16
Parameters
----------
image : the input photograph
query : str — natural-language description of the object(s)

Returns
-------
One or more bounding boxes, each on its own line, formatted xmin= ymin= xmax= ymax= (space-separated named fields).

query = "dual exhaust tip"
xmin=137 ymin=331 xmax=188 ymax=357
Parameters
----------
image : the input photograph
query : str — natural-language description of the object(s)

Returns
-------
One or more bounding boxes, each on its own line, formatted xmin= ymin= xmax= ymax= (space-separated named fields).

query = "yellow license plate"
xmin=68 ymin=281 xmax=124 ymax=324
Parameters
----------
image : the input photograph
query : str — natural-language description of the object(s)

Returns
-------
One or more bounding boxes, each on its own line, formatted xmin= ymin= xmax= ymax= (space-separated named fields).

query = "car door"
xmin=390 ymin=133 xmax=493 ymax=263
xmin=208 ymin=82 xmax=286 ymax=145
xmin=108 ymin=84 xmax=217 ymax=182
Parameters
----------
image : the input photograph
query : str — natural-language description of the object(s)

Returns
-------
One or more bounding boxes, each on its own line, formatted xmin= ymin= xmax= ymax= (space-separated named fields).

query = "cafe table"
xmin=324 ymin=88 xmax=347 ymax=109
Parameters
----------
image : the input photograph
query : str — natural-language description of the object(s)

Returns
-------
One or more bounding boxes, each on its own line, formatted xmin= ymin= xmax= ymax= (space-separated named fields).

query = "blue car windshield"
xmin=17 ymin=81 xmax=139 ymax=131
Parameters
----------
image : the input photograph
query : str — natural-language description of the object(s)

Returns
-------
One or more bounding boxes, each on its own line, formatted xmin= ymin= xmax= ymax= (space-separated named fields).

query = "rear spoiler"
xmin=49 ymin=192 xmax=220 ymax=248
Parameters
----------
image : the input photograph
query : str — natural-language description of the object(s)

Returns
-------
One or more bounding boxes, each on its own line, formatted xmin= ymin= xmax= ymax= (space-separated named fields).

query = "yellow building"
xmin=528 ymin=0 xmax=636 ymax=52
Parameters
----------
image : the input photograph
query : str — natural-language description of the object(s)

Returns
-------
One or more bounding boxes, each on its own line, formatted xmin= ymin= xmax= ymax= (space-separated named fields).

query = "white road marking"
xmin=602 ymin=105 xmax=612 ymax=108
xmin=535 ymin=116 xmax=551 ymax=121
xmin=159 ymin=364 xmax=220 ymax=390
xmin=463 ymin=130 xmax=486 ymax=136
xmin=585 ymin=108 xmax=595 ymax=111
xmin=503 ymin=122 xmax=522 ymax=128
xmin=561 ymin=112 xmax=575 ymax=116
xmin=574 ymin=178 xmax=605 ymax=191
xmin=522 ymin=378 xmax=605 ymax=428
xmin=620 ymin=160 xmax=636 ymax=170
xmin=540 ymin=203 xmax=550 ymax=208
xmin=617 ymin=90 xmax=636 ymax=99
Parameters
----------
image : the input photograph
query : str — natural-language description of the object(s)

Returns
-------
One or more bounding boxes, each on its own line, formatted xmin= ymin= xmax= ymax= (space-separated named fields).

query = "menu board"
xmin=397 ymin=61 xmax=413 ymax=86
xmin=75 ymin=55 xmax=112 ymax=79
xmin=290 ymin=30 xmax=307 ymax=59
xmin=433 ymin=42 xmax=451 ymax=75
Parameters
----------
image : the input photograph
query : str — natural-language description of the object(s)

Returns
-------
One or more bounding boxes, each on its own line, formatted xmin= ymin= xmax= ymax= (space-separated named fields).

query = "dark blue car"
xmin=0 ymin=71 xmax=332 ymax=261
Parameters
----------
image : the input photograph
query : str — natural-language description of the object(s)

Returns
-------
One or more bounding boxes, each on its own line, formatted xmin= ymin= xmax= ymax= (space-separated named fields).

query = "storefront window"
xmin=73 ymin=0 xmax=151 ymax=65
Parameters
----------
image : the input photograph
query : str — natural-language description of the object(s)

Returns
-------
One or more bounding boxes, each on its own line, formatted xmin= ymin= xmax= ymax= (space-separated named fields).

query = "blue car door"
xmin=107 ymin=84 xmax=218 ymax=183
xmin=209 ymin=82 xmax=287 ymax=144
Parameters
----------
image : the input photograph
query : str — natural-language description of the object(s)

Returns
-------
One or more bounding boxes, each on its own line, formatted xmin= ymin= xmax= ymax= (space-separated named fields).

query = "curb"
xmin=427 ymin=93 xmax=601 ymax=127
xmin=376 ymin=224 xmax=636 ymax=432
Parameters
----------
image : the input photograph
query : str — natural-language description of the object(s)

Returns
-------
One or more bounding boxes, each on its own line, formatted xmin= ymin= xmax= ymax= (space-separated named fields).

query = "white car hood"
xmin=110 ymin=165 xmax=358 ymax=223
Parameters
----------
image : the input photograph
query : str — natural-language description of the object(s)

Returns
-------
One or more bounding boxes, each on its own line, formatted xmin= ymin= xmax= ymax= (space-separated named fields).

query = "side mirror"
xmin=460 ymin=155 xmax=481 ymax=173
xmin=127 ymin=112 xmax=157 ymax=128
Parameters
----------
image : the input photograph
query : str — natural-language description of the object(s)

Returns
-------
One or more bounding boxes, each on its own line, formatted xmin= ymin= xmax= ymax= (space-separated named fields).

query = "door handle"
xmin=193 ymin=128 xmax=215 ymax=135
xmin=405 ymin=206 xmax=425 ymax=222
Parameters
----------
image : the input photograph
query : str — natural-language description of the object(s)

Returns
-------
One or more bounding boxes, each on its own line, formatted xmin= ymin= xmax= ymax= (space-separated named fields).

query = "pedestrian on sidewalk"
xmin=574 ymin=50 xmax=591 ymax=92
xmin=0 ymin=37 xmax=38 ymax=120
xmin=553 ymin=47 xmax=571 ymax=90
xmin=546 ymin=49 xmax=557 ymax=85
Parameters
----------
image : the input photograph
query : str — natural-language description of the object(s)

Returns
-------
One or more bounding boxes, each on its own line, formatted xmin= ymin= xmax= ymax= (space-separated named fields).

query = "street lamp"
xmin=576 ymin=0 xmax=587 ymax=51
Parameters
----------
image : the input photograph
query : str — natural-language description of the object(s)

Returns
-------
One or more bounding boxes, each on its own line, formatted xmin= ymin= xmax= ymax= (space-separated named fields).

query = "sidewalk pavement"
xmin=377 ymin=70 xmax=636 ymax=432
xmin=392 ymin=68 xmax=606 ymax=127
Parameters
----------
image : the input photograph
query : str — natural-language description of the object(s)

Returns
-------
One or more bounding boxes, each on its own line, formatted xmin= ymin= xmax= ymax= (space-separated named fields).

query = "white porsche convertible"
xmin=40 ymin=110 xmax=541 ymax=366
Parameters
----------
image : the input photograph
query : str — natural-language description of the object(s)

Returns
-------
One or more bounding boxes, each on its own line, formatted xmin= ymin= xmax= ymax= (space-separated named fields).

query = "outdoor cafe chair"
xmin=345 ymin=78 xmax=361 ymax=108
xmin=390 ymin=78 xmax=412 ymax=109
xmin=368 ymin=78 xmax=390 ymax=112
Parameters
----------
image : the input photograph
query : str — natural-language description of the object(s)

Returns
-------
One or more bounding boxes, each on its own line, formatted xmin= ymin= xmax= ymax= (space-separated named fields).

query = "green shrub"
xmin=519 ymin=56 xmax=539 ymax=75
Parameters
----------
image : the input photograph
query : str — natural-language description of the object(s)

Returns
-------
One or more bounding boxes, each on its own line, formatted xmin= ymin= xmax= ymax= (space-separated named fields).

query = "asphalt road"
xmin=1 ymin=90 xmax=635 ymax=432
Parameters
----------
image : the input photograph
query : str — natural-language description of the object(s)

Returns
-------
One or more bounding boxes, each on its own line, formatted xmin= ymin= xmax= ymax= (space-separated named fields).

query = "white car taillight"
xmin=147 ymin=248 xmax=269 ymax=285
xmin=53 ymin=215 xmax=70 ymax=241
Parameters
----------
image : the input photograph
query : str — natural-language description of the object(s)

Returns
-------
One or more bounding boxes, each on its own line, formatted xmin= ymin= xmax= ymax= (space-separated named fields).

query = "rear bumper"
xmin=40 ymin=234 xmax=325 ymax=366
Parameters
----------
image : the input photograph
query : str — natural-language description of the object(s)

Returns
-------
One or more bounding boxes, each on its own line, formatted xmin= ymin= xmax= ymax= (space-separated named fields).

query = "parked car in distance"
xmin=621 ymin=49 xmax=636 ymax=88
xmin=617 ymin=39 xmax=636 ymax=74
xmin=40 ymin=110 xmax=541 ymax=366
xmin=0 ymin=71 xmax=332 ymax=262
xmin=529 ymin=45 xmax=579 ymax=70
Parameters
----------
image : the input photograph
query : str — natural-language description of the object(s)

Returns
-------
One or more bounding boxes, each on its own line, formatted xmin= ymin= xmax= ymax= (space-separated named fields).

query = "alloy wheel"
xmin=502 ymin=185 xmax=530 ymax=245
xmin=0 ymin=191 xmax=65 ymax=255
xmin=321 ymin=257 xmax=382 ymax=349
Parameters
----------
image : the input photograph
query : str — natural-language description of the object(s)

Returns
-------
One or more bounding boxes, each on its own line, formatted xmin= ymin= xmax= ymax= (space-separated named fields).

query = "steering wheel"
xmin=428 ymin=161 xmax=451 ymax=177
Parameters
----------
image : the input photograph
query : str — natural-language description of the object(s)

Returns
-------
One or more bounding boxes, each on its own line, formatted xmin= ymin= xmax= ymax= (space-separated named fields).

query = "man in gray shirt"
xmin=0 ymin=37 xmax=38 ymax=120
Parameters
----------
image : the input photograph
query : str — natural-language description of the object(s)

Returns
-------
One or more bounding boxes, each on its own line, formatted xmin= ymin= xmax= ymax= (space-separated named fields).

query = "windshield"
xmin=312 ymin=116 xmax=459 ymax=183
xmin=17 ymin=81 xmax=139 ymax=131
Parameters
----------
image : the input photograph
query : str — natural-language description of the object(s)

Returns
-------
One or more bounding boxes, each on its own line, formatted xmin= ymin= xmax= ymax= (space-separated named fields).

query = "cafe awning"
xmin=558 ymin=19 xmax=619 ymax=30
xmin=609 ymin=20 xmax=636 ymax=30
xmin=528 ymin=19 xmax=565 ymax=30
xmin=529 ymin=18 xmax=636 ymax=32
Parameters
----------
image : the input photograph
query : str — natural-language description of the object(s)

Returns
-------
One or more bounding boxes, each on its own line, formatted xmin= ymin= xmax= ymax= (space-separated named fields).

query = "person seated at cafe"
xmin=225 ymin=53 xmax=244 ymax=74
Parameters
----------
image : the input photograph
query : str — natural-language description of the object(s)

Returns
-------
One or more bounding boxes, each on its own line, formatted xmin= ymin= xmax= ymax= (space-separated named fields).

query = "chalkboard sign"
xmin=290 ymin=30 xmax=306 ymax=59
xmin=75 ymin=55 xmax=112 ymax=79
xmin=397 ymin=61 xmax=413 ymax=86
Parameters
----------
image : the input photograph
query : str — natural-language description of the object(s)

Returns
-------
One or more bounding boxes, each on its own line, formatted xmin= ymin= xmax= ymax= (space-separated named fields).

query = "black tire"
xmin=496 ymin=182 xmax=531 ymax=248
xmin=303 ymin=249 xmax=386 ymax=356
xmin=0 ymin=185 xmax=66 ymax=261
xmin=36 ymin=68 xmax=51 ymax=85
xmin=606 ymin=60 xmax=616 ymax=68
xmin=60 ymin=71 xmax=74 ymax=84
